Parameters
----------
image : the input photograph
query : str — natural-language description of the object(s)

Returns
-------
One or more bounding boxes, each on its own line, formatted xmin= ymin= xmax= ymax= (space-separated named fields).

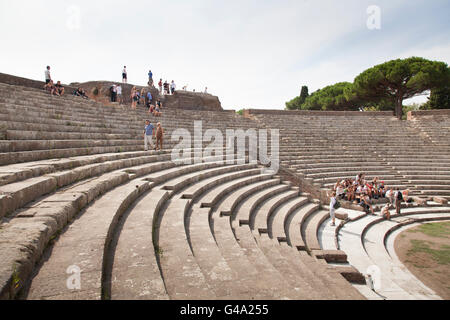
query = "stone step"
xmin=268 ymin=197 xmax=309 ymax=243
xmin=109 ymin=188 xmax=169 ymax=300
xmin=26 ymin=179 xmax=150 ymax=300
xmin=251 ymin=190 xmax=300 ymax=235
xmin=286 ymin=203 xmax=321 ymax=251
xmin=253 ymin=233 xmax=319 ymax=299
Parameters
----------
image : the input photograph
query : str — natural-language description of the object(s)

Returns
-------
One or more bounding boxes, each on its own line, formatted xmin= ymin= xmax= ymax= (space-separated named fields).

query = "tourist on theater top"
xmin=171 ymin=80 xmax=176 ymax=94
xmin=45 ymin=66 xmax=51 ymax=84
xmin=148 ymin=70 xmax=153 ymax=86
xmin=55 ymin=81 xmax=65 ymax=96
xmin=158 ymin=79 xmax=163 ymax=93
xmin=163 ymin=80 xmax=169 ymax=95
xmin=122 ymin=66 xmax=127 ymax=84
xmin=116 ymin=84 xmax=122 ymax=104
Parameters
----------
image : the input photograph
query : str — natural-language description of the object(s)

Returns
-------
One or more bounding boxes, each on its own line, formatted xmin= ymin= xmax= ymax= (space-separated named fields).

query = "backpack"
xmin=334 ymin=199 xmax=341 ymax=210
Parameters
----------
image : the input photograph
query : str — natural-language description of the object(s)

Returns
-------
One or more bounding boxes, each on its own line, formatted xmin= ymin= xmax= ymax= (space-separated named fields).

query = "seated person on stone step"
xmin=73 ymin=87 xmax=88 ymax=99
xmin=336 ymin=183 xmax=345 ymax=200
xmin=346 ymin=185 xmax=356 ymax=202
xmin=378 ymin=181 xmax=386 ymax=197
xmin=156 ymin=99 xmax=162 ymax=110
xmin=360 ymin=192 xmax=375 ymax=215
xmin=153 ymin=106 xmax=162 ymax=117
xmin=333 ymin=179 xmax=341 ymax=191
xmin=365 ymin=182 xmax=374 ymax=198
xmin=44 ymin=80 xmax=57 ymax=95
xmin=402 ymin=189 xmax=412 ymax=203
xmin=381 ymin=203 xmax=391 ymax=220
xmin=148 ymin=104 xmax=155 ymax=114
xmin=55 ymin=81 xmax=65 ymax=96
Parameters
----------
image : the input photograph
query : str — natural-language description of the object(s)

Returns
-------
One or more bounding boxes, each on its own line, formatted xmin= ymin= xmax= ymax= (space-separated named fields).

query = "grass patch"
xmin=408 ymin=240 xmax=450 ymax=265
xmin=408 ymin=222 xmax=450 ymax=238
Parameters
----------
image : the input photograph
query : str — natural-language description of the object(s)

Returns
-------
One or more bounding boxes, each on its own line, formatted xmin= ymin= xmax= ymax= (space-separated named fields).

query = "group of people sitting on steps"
xmin=43 ymin=80 xmax=65 ymax=96
xmin=44 ymin=66 xmax=88 ymax=99
xmin=129 ymin=87 xmax=163 ymax=116
xmin=328 ymin=173 xmax=412 ymax=226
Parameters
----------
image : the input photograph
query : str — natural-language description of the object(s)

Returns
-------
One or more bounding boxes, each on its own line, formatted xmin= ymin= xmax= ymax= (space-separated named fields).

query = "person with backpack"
xmin=394 ymin=188 xmax=403 ymax=215
xmin=110 ymin=84 xmax=117 ymax=102
xmin=148 ymin=70 xmax=153 ymax=86
xmin=329 ymin=191 xmax=339 ymax=226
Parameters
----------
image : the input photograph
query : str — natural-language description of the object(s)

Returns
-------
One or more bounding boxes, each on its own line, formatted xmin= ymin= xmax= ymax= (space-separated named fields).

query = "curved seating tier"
xmin=252 ymin=112 xmax=450 ymax=201
xmin=316 ymin=205 xmax=450 ymax=300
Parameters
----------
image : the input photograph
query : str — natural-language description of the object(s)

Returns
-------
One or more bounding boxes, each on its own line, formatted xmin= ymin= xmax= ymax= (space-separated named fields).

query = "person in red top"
xmin=158 ymin=79 xmax=163 ymax=94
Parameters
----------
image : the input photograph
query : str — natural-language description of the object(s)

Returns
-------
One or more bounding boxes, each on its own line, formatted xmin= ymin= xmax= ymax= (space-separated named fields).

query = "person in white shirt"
xmin=116 ymin=85 xmax=122 ymax=104
xmin=385 ymin=188 xmax=394 ymax=206
xmin=122 ymin=66 xmax=127 ymax=84
xmin=45 ymin=66 xmax=51 ymax=84
xmin=170 ymin=81 xmax=176 ymax=94
xmin=204 ymin=87 xmax=208 ymax=94
xmin=329 ymin=192 xmax=337 ymax=226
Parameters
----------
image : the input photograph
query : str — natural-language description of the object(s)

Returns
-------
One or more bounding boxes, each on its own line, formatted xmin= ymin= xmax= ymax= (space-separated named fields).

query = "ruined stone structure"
xmin=0 ymin=75 xmax=449 ymax=300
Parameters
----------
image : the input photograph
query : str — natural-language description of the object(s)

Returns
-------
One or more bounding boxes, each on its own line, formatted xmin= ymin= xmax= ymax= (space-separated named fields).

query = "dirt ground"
xmin=395 ymin=221 xmax=450 ymax=300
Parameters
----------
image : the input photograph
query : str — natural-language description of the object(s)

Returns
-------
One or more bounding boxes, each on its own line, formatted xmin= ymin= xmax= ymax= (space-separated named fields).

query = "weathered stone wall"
xmin=244 ymin=109 xmax=395 ymax=117
xmin=407 ymin=109 xmax=450 ymax=121
xmin=71 ymin=81 xmax=223 ymax=111
xmin=0 ymin=73 xmax=77 ymax=93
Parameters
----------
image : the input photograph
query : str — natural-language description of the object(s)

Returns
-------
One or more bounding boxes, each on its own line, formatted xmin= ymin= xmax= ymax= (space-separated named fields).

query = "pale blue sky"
xmin=0 ymin=0 xmax=449 ymax=109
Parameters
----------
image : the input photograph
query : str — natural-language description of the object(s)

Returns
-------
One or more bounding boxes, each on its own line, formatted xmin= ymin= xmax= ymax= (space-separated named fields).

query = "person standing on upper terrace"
xmin=148 ymin=70 xmax=153 ymax=86
xmin=122 ymin=66 xmax=128 ymax=84
xmin=116 ymin=84 xmax=122 ymax=104
xmin=170 ymin=80 xmax=176 ymax=94
xmin=45 ymin=66 xmax=51 ymax=84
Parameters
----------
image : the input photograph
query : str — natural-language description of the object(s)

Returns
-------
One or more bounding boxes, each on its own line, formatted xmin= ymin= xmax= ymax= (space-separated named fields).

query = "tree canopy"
xmin=352 ymin=57 xmax=449 ymax=118
xmin=285 ymin=57 xmax=450 ymax=118
xmin=302 ymin=82 xmax=357 ymax=111
xmin=286 ymin=85 xmax=309 ymax=110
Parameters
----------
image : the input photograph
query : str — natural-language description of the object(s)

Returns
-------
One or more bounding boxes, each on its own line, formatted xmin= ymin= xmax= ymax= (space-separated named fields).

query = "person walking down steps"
xmin=155 ymin=122 xmax=164 ymax=151
xmin=144 ymin=120 xmax=155 ymax=151
xmin=329 ymin=191 xmax=339 ymax=226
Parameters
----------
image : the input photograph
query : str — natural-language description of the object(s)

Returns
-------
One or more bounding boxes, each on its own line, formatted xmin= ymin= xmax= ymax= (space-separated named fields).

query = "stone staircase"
xmin=0 ymin=82 xmax=365 ymax=300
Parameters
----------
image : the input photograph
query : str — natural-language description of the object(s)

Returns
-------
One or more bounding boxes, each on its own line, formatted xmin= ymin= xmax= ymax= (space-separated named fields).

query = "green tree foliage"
xmin=423 ymin=84 xmax=450 ymax=109
xmin=285 ymin=85 xmax=309 ymax=110
xmin=302 ymin=82 xmax=357 ymax=110
xmin=352 ymin=57 xmax=450 ymax=119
